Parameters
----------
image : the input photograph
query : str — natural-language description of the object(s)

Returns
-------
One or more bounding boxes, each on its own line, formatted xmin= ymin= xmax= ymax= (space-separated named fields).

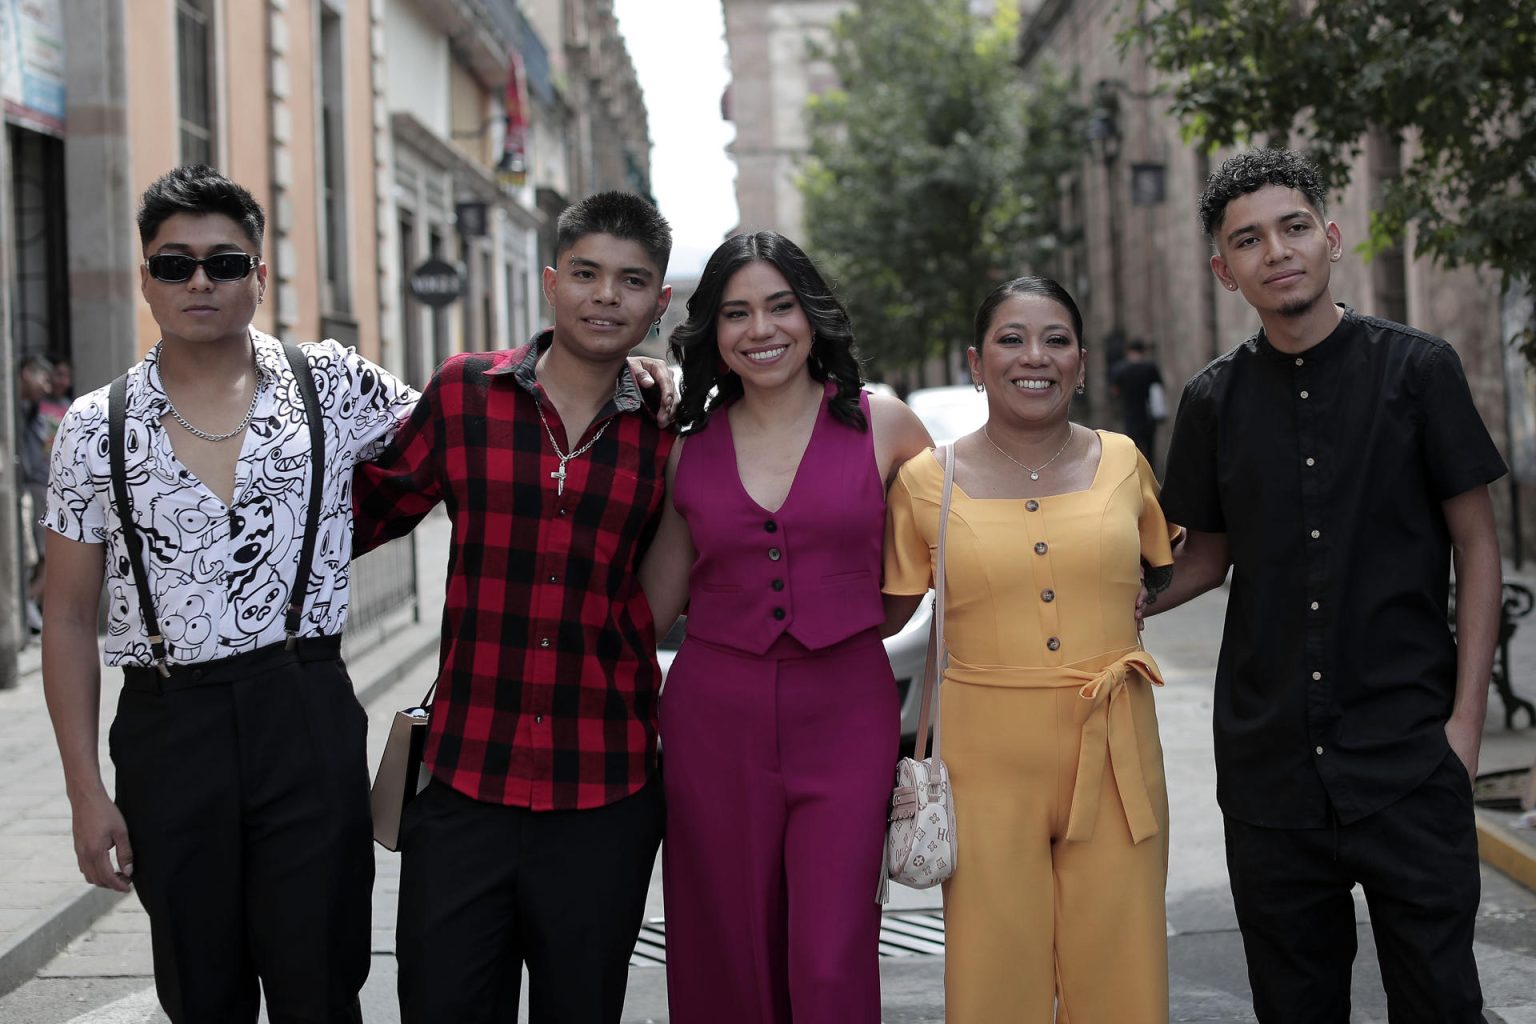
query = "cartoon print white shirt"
xmin=46 ymin=329 xmax=419 ymax=667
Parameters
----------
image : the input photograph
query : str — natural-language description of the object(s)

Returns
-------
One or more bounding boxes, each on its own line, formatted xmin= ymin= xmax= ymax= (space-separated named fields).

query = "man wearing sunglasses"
xmin=40 ymin=165 xmax=419 ymax=1023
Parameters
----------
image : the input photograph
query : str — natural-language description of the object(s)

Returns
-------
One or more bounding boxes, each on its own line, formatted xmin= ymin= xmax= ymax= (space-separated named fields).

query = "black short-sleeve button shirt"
xmin=1160 ymin=307 xmax=1506 ymax=827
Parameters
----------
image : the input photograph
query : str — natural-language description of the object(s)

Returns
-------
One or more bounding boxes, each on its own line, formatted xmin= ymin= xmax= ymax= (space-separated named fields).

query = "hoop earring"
xmin=973 ymin=379 xmax=985 ymax=393
xmin=1074 ymin=383 xmax=1086 ymax=395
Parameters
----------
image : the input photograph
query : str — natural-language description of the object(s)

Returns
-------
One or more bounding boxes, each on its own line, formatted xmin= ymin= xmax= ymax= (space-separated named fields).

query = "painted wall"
xmin=384 ymin=0 xmax=449 ymax=136
xmin=114 ymin=1 xmax=381 ymax=358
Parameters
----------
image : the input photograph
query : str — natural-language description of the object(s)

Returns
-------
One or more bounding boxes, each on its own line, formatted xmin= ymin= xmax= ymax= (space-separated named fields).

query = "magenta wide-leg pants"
xmin=660 ymin=628 xmax=899 ymax=1024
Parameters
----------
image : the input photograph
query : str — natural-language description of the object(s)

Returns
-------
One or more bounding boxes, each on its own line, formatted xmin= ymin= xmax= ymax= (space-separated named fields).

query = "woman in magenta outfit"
xmin=641 ymin=232 xmax=930 ymax=1023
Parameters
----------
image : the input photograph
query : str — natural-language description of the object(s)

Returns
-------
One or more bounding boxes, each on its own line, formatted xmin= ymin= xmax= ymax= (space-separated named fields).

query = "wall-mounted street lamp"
xmin=1086 ymin=79 xmax=1126 ymax=350
xmin=1086 ymin=80 xmax=1122 ymax=167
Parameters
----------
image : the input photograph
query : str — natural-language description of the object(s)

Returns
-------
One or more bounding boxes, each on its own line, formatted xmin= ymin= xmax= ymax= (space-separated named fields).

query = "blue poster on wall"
xmin=1 ymin=0 xmax=66 ymax=135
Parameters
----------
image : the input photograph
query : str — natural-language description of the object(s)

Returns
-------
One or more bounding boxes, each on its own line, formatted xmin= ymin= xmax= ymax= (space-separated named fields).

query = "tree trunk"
xmin=1367 ymin=127 xmax=1409 ymax=324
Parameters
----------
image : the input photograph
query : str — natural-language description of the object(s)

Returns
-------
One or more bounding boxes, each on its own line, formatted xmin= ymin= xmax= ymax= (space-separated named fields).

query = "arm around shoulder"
xmin=870 ymin=393 xmax=934 ymax=489
xmin=1147 ymin=529 xmax=1230 ymax=615
xmin=639 ymin=441 xmax=694 ymax=635
xmin=352 ymin=368 xmax=445 ymax=554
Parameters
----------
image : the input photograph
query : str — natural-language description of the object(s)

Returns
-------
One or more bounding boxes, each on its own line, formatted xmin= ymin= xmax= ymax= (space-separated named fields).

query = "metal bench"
xmin=1450 ymin=581 xmax=1536 ymax=729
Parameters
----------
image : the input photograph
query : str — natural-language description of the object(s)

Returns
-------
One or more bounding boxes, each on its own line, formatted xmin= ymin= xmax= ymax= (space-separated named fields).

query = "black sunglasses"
xmin=144 ymin=252 xmax=260 ymax=283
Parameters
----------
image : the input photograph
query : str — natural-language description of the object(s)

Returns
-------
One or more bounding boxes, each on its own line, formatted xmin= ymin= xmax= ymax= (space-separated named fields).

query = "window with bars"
xmin=319 ymin=4 xmax=351 ymax=313
xmin=177 ymin=0 xmax=216 ymax=166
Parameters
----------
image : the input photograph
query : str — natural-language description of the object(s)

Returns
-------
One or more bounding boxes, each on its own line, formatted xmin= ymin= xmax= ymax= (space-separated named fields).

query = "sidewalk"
xmin=0 ymin=510 xmax=451 ymax=998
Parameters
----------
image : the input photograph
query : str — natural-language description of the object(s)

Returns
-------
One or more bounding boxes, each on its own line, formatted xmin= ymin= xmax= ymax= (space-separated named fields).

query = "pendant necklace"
xmin=984 ymin=423 xmax=1074 ymax=481
xmin=536 ymin=401 xmax=610 ymax=496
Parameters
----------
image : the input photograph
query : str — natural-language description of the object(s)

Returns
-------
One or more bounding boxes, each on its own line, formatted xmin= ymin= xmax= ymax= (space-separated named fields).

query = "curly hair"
xmin=1198 ymin=149 xmax=1328 ymax=241
xmin=668 ymin=232 xmax=866 ymax=432
xmin=138 ymin=165 xmax=266 ymax=251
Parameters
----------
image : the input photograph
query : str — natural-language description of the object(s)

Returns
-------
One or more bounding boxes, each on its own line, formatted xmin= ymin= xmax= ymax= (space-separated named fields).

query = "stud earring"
xmin=1075 ymin=382 xmax=1086 ymax=395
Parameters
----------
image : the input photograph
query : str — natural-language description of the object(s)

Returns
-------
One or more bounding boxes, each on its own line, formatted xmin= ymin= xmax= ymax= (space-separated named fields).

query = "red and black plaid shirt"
xmin=353 ymin=332 xmax=675 ymax=810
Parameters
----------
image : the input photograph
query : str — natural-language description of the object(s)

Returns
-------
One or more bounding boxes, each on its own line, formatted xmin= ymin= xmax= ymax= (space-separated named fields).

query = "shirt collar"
xmin=1254 ymin=303 xmax=1356 ymax=364
xmin=487 ymin=327 xmax=646 ymax=415
xmin=132 ymin=327 xmax=280 ymax=417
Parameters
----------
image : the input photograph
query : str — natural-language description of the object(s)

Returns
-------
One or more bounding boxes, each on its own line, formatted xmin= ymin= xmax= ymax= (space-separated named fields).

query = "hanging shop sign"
xmin=408 ymin=257 xmax=463 ymax=308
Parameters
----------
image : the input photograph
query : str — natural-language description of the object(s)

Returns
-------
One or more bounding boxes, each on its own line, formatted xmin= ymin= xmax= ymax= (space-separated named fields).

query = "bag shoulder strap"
xmin=109 ymin=373 xmax=171 ymax=677
xmin=280 ymin=342 xmax=326 ymax=648
xmin=912 ymin=443 xmax=955 ymax=761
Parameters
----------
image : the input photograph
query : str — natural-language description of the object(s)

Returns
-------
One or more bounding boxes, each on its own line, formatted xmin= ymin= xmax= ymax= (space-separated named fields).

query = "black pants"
xmin=396 ymin=776 xmax=664 ymax=1024
xmin=111 ymin=638 xmax=374 ymax=1024
xmin=1224 ymin=750 xmax=1485 ymax=1023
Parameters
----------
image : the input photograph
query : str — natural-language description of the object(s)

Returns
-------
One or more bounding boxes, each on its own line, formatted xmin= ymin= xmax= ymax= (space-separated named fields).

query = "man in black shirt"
xmin=1153 ymin=149 xmax=1504 ymax=1023
xmin=1108 ymin=338 xmax=1165 ymax=464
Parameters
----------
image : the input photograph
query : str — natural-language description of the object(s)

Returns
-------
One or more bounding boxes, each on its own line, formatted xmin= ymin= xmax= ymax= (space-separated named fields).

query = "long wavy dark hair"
xmin=669 ymin=231 xmax=866 ymax=432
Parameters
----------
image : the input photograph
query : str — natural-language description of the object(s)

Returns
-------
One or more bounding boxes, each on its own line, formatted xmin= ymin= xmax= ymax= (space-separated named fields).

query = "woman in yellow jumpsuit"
xmin=883 ymin=276 xmax=1178 ymax=1022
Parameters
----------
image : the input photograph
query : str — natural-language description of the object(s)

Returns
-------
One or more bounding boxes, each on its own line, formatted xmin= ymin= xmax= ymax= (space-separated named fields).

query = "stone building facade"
xmin=1016 ymin=0 xmax=1529 ymax=547
xmin=721 ymin=0 xmax=845 ymax=239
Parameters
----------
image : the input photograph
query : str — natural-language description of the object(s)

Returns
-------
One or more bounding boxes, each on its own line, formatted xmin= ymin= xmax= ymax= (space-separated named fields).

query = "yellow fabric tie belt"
xmin=945 ymin=646 xmax=1165 ymax=845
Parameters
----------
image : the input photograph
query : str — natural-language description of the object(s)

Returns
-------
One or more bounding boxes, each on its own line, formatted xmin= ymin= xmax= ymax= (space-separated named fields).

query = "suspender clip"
xmin=148 ymin=635 xmax=172 ymax=678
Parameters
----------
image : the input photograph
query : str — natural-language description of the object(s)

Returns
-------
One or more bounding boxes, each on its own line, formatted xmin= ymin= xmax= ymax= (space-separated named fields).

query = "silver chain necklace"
xmin=162 ymin=366 xmax=264 ymax=443
xmin=536 ymin=402 xmax=610 ymax=496
xmin=984 ymin=423 xmax=1075 ymax=481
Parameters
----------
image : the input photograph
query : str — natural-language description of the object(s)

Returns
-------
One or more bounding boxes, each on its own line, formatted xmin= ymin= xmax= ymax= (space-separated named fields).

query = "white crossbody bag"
xmin=879 ymin=443 xmax=958 ymax=903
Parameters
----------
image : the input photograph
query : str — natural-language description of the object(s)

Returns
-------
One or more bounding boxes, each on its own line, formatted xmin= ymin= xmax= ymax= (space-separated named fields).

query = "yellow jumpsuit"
xmin=883 ymin=432 xmax=1178 ymax=1024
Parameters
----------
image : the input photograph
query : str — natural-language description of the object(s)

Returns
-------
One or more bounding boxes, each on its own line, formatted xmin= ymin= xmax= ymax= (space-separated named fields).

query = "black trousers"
xmin=111 ymin=638 xmax=374 ymax=1024
xmin=396 ymin=776 xmax=664 ymax=1024
xmin=1224 ymin=749 xmax=1485 ymax=1024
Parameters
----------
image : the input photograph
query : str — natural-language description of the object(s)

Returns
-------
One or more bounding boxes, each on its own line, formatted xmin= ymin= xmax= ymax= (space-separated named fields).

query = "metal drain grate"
xmin=629 ymin=911 xmax=947 ymax=967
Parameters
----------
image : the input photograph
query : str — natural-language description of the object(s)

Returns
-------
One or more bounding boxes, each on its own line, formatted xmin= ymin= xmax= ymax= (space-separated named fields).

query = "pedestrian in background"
xmin=640 ymin=230 xmax=929 ymax=1023
xmin=1152 ymin=148 xmax=1502 ymax=1022
xmin=882 ymin=276 xmax=1178 ymax=1023
xmin=41 ymin=165 xmax=419 ymax=1023
xmin=50 ymin=357 xmax=74 ymax=402
xmin=18 ymin=354 xmax=66 ymax=633
xmin=353 ymin=192 xmax=679 ymax=1024
xmin=1109 ymin=338 xmax=1166 ymax=468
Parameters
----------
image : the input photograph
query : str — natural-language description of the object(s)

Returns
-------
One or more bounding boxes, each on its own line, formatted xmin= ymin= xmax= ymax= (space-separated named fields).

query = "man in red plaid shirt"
xmin=353 ymin=192 xmax=676 ymax=1023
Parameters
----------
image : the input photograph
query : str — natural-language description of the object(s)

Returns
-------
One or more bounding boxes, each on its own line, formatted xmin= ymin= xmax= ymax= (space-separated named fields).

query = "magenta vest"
xmin=674 ymin=387 xmax=886 ymax=655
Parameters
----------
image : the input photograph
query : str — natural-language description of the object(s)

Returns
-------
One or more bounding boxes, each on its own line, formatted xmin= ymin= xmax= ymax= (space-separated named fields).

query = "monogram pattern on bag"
xmin=885 ymin=755 xmax=956 ymax=889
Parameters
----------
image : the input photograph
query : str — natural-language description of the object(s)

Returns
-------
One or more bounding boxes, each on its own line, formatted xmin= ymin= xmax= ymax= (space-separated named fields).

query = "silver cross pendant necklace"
xmin=536 ymin=401 xmax=610 ymax=496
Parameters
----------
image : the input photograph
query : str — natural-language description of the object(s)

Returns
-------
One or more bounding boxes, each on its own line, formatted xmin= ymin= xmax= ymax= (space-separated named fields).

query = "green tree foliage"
xmin=1123 ymin=0 xmax=1536 ymax=347
xmin=801 ymin=0 xmax=1084 ymax=379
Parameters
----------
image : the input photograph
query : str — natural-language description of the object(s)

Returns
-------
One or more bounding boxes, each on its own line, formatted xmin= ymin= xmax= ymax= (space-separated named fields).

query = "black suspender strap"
xmin=108 ymin=374 xmax=171 ymax=677
xmin=280 ymin=342 xmax=326 ymax=649
xmin=109 ymin=344 xmax=326 ymax=672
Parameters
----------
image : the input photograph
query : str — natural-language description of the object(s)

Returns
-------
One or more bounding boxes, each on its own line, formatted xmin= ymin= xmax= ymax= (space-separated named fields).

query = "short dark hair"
xmin=555 ymin=191 xmax=672 ymax=277
xmin=669 ymin=231 xmax=865 ymax=432
xmin=1198 ymin=149 xmax=1327 ymax=241
xmin=137 ymin=165 xmax=265 ymax=251
xmin=973 ymin=276 xmax=1084 ymax=350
